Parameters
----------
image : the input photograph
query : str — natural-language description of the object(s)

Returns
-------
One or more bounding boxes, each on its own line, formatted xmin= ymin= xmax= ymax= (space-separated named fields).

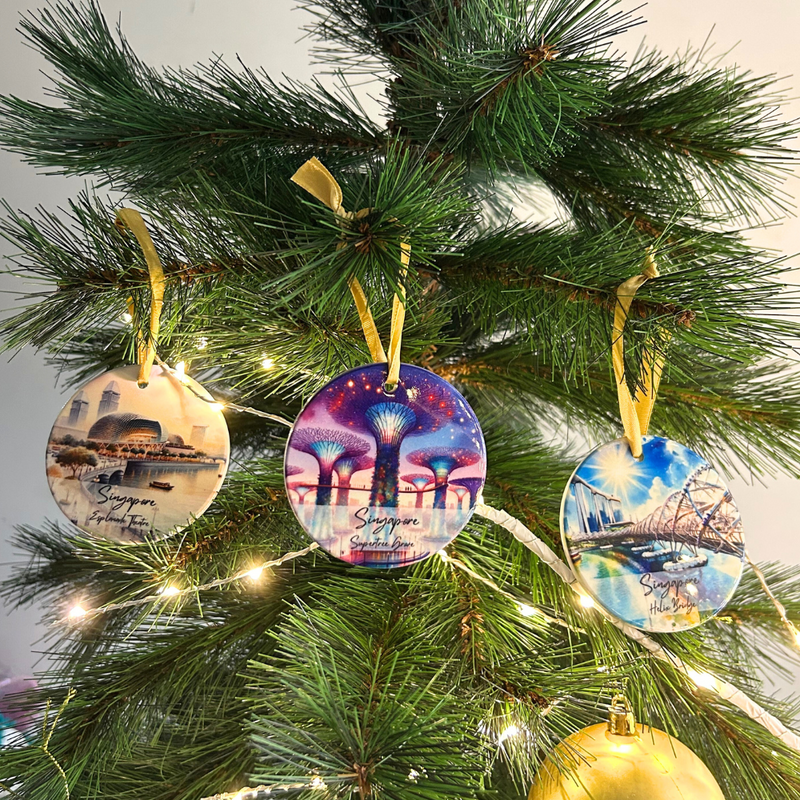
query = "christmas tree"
xmin=2 ymin=1 xmax=800 ymax=798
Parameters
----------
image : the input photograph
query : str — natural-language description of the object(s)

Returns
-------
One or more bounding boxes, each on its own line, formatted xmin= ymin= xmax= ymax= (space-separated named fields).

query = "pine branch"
xmin=540 ymin=44 xmax=798 ymax=231
xmin=581 ymin=45 xmax=798 ymax=223
xmin=248 ymin=579 xmax=488 ymax=800
xmin=434 ymin=224 xmax=800 ymax=377
xmin=0 ymin=598 xmax=276 ymax=800
xmin=436 ymin=344 xmax=800 ymax=477
xmin=0 ymin=141 xmax=472 ymax=356
xmin=0 ymin=2 xmax=384 ymax=190
xmin=378 ymin=0 xmax=637 ymax=168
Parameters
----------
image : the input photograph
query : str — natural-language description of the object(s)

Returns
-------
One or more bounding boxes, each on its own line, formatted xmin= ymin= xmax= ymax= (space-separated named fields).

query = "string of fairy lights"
xmin=57 ymin=354 xmax=800 ymax=773
xmin=158 ymin=356 xmax=294 ymax=429
xmin=200 ymin=777 xmax=337 ymax=800
xmin=65 ymin=542 xmax=320 ymax=623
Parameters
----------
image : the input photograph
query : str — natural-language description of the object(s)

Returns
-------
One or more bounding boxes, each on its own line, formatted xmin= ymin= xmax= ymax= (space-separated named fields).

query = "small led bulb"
xmin=687 ymin=668 xmax=716 ymax=690
xmin=497 ymin=724 xmax=520 ymax=744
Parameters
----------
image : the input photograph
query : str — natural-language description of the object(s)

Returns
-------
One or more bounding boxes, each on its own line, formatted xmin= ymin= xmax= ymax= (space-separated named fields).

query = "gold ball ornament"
xmin=529 ymin=697 xmax=725 ymax=800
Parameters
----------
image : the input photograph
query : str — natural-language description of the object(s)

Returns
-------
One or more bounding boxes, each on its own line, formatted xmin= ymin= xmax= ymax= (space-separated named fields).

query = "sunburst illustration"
xmin=584 ymin=442 xmax=649 ymax=504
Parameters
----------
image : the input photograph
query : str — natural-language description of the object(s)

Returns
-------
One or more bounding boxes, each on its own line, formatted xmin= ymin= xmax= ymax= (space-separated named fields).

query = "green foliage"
xmin=1 ymin=1 xmax=800 ymax=799
xmin=248 ymin=581 xmax=488 ymax=800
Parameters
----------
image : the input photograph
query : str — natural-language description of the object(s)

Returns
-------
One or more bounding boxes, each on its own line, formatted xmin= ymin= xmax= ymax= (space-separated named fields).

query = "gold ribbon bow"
xmin=291 ymin=157 xmax=410 ymax=390
xmin=116 ymin=208 xmax=166 ymax=388
xmin=612 ymin=252 xmax=668 ymax=459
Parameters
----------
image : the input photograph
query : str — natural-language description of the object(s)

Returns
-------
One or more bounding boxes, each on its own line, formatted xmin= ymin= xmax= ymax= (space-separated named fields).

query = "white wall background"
xmin=0 ymin=0 xmax=798 ymax=695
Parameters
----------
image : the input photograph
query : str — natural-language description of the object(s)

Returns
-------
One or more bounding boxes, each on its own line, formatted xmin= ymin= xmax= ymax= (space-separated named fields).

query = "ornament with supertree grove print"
xmin=401 ymin=473 xmax=435 ymax=508
xmin=289 ymin=427 xmax=371 ymax=506
xmin=284 ymin=363 xmax=486 ymax=568
xmin=407 ymin=447 xmax=482 ymax=510
xmin=450 ymin=477 xmax=484 ymax=509
xmin=333 ymin=452 xmax=373 ymax=506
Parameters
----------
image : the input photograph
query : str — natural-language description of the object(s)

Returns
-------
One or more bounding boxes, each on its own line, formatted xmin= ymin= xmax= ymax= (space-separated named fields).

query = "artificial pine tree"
xmin=1 ymin=1 xmax=800 ymax=798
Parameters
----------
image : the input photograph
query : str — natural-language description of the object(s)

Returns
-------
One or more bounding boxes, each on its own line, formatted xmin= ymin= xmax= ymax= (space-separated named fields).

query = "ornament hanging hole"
xmin=624 ymin=437 xmax=644 ymax=461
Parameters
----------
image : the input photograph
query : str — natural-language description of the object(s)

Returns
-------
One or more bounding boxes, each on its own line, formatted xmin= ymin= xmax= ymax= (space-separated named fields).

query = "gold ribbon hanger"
xmin=116 ymin=208 xmax=166 ymax=388
xmin=612 ymin=252 xmax=669 ymax=459
xmin=291 ymin=157 xmax=409 ymax=391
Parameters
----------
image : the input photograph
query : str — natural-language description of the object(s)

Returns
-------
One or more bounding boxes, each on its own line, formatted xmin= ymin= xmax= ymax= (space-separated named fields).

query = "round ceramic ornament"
xmin=46 ymin=364 xmax=229 ymax=542
xmin=284 ymin=363 xmax=487 ymax=568
xmin=561 ymin=436 xmax=744 ymax=632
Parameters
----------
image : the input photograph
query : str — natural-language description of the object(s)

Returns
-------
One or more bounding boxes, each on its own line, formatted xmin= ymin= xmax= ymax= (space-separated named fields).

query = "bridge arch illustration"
xmin=570 ymin=465 xmax=743 ymax=558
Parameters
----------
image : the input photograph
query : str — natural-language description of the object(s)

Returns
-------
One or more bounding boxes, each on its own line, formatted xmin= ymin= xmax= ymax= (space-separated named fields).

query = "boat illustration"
xmin=664 ymin=553 xmax=708 ymax=572
xmin=149 ymin=480 xmax=174 ymax=491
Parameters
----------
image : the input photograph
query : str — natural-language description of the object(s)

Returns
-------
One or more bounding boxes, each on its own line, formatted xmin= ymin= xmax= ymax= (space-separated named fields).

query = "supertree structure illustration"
xmin=450 ymin=477 xmax=485 ymax=510
xmin=450 ymin=484 xmax=469 ymax=509
xmin=288 ymin=483 xmax=313 ymax=506
xmin=289 ymin=428 xmax=371 ymax=506
xmin=327 ymin=368 xmax=441 ymax=507
xmin=365 ymin=403 xmax=418 ymax=506
xmin=401 ymin=473 xmax=435 ymax=508
xmin=285 ymin=465 xmax=303 ymax=502
xmin=407 ymin=448 xmax=482 ymax=510
xmin=333 ymin=452 xmax=372 ymax=506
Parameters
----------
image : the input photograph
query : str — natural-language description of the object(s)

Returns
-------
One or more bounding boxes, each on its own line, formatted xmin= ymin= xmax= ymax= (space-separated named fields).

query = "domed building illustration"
xmin=46 ymin=366 xmax=230 ymax=544
xmin=87 ymin=412 xmax=166 ymax=444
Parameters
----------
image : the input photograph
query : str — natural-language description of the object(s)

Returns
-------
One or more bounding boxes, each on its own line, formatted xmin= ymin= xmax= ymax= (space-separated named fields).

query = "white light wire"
xmin=201 ymin=777 xmax=335 ymax=800
xmin=59 ymin=352 xmax=800 ymax=754
xmin=63 ymin=543 xmax=319 ymax=624
xmin=474 ymin=501 xmax=800 ymax=754
xmin=154 ymin=355 xmax=294 ymax=429
xmin=745 ymin=550 xmax=800 ymax=650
